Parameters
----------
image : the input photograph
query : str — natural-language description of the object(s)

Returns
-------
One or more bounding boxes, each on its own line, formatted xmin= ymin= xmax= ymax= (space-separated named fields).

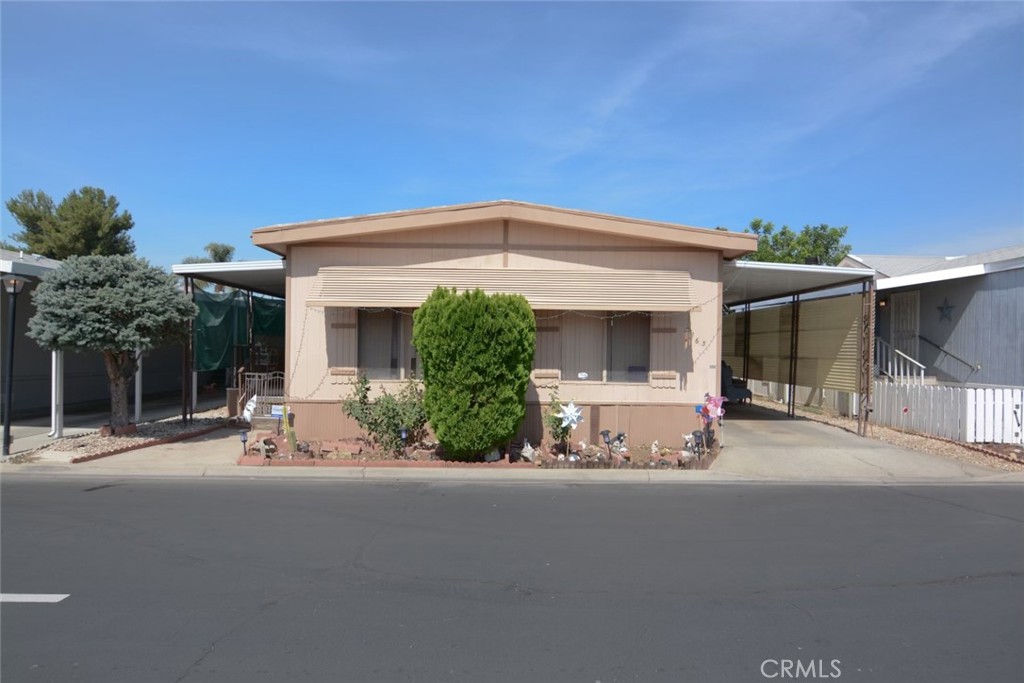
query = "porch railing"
xmin=875 ymin=338 xmax=925 ymax=385
xmin=236 ymin=369 xmax=286 ymax=418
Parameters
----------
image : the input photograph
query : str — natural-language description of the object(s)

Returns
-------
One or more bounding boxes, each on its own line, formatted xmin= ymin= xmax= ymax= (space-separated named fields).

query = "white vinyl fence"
xmin=872 ymin=381 xmax=1024 ymax=445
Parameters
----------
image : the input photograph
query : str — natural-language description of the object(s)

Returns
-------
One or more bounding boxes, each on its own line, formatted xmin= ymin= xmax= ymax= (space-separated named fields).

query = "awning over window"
xmin=306 ymin=267 xmax=695 ymax=312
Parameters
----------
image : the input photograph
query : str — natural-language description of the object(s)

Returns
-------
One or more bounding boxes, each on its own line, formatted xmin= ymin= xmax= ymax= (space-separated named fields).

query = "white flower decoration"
xmin=558 ymin=401 xmax=583 ymax=430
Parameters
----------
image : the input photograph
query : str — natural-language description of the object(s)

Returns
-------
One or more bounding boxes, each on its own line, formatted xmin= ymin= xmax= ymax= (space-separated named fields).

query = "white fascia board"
xmin=0 ymin=258 xmax=56 ymax=279
xmin=876 ymin=256 xmax=1024 ymax=290
xmin=171 ymin=260 xmax=285 ymax=275
xmin=730 ymin=260 xmax=873 ymax=277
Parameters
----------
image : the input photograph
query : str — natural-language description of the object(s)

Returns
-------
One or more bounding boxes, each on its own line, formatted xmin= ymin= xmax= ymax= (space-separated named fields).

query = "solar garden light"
xmin=600 ymin=429 xmax=612 ymax=458
xmin=239 ymin=430 xmax=248 ymax=455
xmin=399 ymin=425 xmax=409 ymax=459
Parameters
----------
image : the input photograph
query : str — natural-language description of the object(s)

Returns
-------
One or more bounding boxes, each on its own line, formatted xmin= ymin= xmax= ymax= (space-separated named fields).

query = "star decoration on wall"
xmin=557 ymin=401 xmax=583 ymax=431
xmin=937 ymin=297 xmax=955 ymax=322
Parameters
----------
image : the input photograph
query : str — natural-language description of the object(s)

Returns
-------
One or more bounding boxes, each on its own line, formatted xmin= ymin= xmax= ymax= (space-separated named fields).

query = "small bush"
xmin=543 ymin=391 xmax=571 ymax=452
xmin=412 ymin=287 xmax=536 ymax=459
xmin=341 ymin=375 xmax=428 ymax=457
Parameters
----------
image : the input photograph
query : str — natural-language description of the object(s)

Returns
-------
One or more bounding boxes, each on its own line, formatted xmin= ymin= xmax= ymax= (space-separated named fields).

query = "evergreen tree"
xmin=28 ymin=255 xmax=197 ymax=429
xmin=5 ymin=187 xmax=135 ymax=258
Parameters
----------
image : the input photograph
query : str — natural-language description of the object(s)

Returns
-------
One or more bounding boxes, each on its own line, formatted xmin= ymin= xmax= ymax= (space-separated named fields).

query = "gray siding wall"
xmin=880 ymin=268 xmax=1023 ymax=386
xmin=1 ymin=281 xmax=185 ymax=418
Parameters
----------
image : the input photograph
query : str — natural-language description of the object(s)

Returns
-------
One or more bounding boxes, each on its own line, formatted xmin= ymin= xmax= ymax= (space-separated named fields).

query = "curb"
xmin=69 ymin=425 xmax=227 ymax=464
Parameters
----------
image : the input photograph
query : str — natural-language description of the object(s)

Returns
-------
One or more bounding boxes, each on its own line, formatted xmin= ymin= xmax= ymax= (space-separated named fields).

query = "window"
xmin=607 ymin=313 xmax=650 ymax=383
xmin=358 ymin=309 xmax=416 ymax=380
xmin=532 ymin=311 xmax=651 ymax=383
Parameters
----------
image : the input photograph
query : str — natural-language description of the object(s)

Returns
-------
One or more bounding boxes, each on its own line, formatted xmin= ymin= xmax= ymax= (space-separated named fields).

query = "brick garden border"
xmin=236 ymin=454 xmax=535 ymax=468
xmin=237 ymin=448 xmax=718 ymax=469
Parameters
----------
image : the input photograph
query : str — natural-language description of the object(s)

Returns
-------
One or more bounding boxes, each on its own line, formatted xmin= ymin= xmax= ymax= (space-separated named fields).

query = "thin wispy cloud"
xmin=177 ymin=7 xmax=402 ymax=81
xmin=759 ymin=3 xmax=1023 ymax=150
xmin=507 ymin=2 xmax=1023 ymax=197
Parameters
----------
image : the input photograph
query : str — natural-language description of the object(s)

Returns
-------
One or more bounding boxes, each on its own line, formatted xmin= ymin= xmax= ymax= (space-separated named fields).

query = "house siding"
xmin=283 ymin=218 xmax=726 ymax=445
xmin=897 ymin=269 xmax=1024 ymax=386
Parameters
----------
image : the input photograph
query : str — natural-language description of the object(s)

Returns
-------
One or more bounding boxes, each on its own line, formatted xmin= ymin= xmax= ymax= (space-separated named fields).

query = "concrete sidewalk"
xmin=3 ymin=421 xmax=1023 ymax=484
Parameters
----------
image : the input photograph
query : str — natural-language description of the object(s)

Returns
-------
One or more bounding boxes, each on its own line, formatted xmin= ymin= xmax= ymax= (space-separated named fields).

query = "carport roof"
xmin=170 ymin=258 xmax=873 ymax=308
xmin=722 ymin=260 xmax=875 ymax=306
xmin=171 ymin=260 xmax=286 ymax=298
xmin=0 ymin=249 xmax=62 ymax=279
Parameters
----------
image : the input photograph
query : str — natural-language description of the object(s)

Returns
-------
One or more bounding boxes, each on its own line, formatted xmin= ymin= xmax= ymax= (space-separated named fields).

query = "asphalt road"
xmin=2 ymin=478 xmax=1022 ymax=683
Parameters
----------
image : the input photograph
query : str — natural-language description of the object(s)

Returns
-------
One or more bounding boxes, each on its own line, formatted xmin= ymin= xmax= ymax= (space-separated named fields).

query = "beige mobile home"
xmin=251 ymin=200 xmax=757 ymax=445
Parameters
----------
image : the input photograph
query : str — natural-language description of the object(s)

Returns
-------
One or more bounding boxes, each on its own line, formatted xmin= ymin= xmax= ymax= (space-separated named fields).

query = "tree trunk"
xmin=103 ymin=350 xmax=137 ymax=429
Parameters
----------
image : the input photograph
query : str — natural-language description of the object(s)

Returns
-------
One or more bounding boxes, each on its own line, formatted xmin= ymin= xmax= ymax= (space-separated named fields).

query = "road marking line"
xmin=0 ymin=593 xmax=69 ymax=603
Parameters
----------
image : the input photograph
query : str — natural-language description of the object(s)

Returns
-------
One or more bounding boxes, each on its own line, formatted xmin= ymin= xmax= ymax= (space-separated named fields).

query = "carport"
xmin=721 ymin=260 xmax=876 ymax=435
xmin=171 ymin=260 xmax=285 ymax=422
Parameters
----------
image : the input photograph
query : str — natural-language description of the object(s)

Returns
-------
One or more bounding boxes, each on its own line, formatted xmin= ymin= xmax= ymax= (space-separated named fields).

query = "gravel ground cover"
xmin=9 ymin=408 xmax=230 ymax=464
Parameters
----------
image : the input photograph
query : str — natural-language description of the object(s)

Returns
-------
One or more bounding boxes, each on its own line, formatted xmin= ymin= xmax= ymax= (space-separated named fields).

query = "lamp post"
xmin=399 ymin=425 xmax=409 ymax=459
xmin=3 ymin=275 xmax=29 ymax=457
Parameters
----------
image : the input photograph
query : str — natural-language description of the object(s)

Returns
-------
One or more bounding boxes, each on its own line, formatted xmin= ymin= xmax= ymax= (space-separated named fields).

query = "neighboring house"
xmin=841 ymin=246 xmax=1024 ymax=387
xmin=250 ymin=200 xmax=758 ymax=445
xmin=0 ymin=249 xmax=183 ymax=418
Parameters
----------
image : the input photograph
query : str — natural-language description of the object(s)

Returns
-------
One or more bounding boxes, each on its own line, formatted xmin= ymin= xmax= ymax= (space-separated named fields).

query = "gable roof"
xmin=251 ymin=199 xmax=757 ymax=259
xmin=843 ymin=245 xmax=1024 ymax=290
xmin=843 ymin=245 xmax=1024 ymax=278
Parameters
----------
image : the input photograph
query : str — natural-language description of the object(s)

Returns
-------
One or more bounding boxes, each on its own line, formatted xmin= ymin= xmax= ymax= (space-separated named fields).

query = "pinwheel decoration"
xmin=557 ymin=401 xmax=583 ymax=430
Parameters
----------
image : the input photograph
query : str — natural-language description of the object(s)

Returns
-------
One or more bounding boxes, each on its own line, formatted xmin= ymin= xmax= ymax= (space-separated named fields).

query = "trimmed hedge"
xmin=412 ymin=287 xmax=536 ymax=459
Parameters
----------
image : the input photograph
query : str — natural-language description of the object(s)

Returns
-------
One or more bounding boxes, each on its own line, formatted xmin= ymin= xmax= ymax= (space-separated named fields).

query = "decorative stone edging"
xmin=237 ymin=455 xmax=535 ymax=468
xmin=237 ymin=448 xmax=720 ymax=469
xmin=70 ymin=425 xmax=227 ymax=464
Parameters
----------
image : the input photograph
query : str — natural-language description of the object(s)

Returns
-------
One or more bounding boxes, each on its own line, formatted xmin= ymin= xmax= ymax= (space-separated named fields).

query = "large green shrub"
xmin=341 ymin=374 xmax=428 ymax=458
xmin=412 ymin=287 xmax=536 ymax=459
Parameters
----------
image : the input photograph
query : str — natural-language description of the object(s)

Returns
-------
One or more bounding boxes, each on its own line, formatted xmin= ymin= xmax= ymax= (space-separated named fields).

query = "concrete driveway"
xmin=713 ymin=402 xmax=999 ymax=481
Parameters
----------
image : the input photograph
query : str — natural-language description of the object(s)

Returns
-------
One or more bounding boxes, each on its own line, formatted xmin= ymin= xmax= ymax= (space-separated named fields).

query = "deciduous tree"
xmin=743 ymin=219 xmax=851 ymax=265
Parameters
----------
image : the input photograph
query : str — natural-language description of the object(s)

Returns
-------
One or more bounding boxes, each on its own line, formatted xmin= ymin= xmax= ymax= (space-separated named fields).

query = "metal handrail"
xmin=875 ymin=338 xmax=925 ymax=384
xmin=918 ymin=335 xmax=981 ymax=373
xmin=240 ymin=370 xmax=286 ymax=417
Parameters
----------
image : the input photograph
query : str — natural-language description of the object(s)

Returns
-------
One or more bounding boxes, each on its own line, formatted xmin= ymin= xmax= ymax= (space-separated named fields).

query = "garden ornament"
xmin=521 ymin=439 xmax=535 ymax=463
xmin=242 ymin=395 xmax=259 ymax=423
xmin=557 ymin=401 xmax=583 ymax=430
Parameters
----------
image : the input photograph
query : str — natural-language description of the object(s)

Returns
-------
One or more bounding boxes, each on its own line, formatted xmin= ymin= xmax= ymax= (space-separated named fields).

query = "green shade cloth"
xmin=193 ymin=290 xmax=284 ymax=372
xmin=253 ymin=296 xmax=285 ymax=337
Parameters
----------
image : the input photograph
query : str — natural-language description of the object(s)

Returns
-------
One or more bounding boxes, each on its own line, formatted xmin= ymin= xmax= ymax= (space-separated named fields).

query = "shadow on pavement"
xmin=724 ymin=402 xmax=811 ymax=422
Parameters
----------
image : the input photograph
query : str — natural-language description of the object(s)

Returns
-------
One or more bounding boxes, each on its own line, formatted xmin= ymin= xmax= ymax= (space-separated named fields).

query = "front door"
xmin=889 ymin=290 xmax=920 ymax=361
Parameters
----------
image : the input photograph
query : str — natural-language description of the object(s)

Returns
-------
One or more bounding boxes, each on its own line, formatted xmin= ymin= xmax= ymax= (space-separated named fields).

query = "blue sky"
xmin=2 ymin=1 xmax=1022 ymax=268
